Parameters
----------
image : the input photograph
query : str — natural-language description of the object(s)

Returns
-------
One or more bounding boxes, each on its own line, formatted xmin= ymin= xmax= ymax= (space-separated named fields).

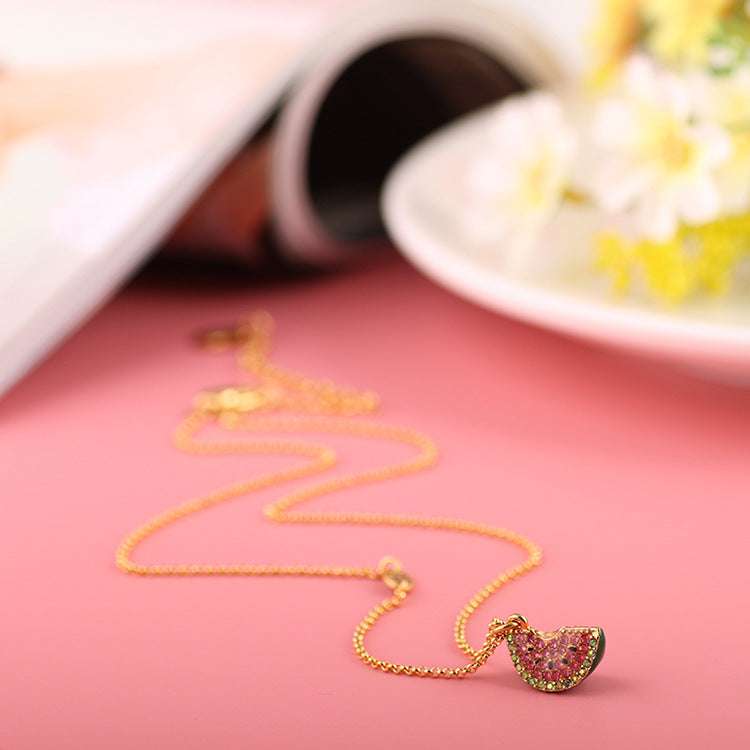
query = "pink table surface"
xmin=2 ymin=255 xmax=749 ymax=749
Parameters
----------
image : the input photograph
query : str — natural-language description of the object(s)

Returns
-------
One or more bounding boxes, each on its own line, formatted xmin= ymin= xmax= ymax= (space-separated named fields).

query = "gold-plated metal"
xmin=116 ymin=312 xmax=545 ymax=680
xmin=490 ymin=613 xmax=530 ymax=638
xmin=378 ymin=557 xmax=415 ymax=592
xmin=194 ymin=386 xmax=280 ymax=415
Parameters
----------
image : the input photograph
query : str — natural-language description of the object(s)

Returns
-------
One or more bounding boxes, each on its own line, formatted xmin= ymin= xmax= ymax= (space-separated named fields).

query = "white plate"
xmin=383 ymin=107 xmax=750 ymax=383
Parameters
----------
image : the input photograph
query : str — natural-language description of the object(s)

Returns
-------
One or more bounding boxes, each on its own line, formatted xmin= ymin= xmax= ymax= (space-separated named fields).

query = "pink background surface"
xmin=2 ymin=256 xmax=749 ymax=749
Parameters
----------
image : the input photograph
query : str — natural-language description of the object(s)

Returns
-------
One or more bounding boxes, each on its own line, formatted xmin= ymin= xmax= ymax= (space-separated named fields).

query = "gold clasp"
xmin=194 ymin=386 xmax=279 ymax=416
xmin=378 ymin=556 xmax=414 ymax=592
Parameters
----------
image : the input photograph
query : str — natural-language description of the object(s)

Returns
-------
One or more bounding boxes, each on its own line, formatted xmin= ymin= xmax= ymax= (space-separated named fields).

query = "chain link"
xmin=116 ymin=312 xmax=543 ymax=677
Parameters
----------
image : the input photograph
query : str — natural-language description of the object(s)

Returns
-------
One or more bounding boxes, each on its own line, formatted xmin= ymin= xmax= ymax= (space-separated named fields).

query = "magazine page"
xmin=0 ymin=0 xmax=358 ymax=395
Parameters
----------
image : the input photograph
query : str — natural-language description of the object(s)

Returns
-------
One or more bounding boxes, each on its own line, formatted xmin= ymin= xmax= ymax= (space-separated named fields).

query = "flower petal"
xmin=634 ymin=192 xmax=679 ymax=241
xmin=676 ymin=178 xmax=721 ymax=225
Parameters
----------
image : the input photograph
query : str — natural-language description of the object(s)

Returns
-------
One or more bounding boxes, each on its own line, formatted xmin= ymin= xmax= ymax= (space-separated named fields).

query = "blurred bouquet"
xmin=464 ymin=0 xmax=750 ymax=303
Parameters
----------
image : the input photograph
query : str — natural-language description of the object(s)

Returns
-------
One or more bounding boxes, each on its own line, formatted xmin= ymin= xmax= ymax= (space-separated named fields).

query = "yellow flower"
xmin=590 ymin=0 xmax=645 ymax=84
xmin=595 ymin=212 xmax=750 ymax=303
xmin=644 ymin=0 xmax=736 ymax=65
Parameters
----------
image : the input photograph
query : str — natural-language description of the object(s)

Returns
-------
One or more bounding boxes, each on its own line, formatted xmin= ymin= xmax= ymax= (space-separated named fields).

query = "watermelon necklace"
xmin=116 ymin=312 xmax=605 ymax=692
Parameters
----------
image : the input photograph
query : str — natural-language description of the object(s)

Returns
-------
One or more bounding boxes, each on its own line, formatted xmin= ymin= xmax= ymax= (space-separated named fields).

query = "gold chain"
xmin=116 ymin=312 xmax=543 ymax=679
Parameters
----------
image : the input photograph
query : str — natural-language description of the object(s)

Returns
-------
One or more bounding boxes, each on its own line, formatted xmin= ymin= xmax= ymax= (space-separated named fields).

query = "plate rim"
xmin=382 ymin=107 xmax=750 ymax=365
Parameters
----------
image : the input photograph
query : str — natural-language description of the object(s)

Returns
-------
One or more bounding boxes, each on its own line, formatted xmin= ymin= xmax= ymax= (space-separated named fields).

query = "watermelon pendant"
xmin=506 ymin=625 xmax=605 ymax=692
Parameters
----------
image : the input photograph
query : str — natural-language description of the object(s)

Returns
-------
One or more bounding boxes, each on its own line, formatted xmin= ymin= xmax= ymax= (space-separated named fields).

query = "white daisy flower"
xmin=462 ymin=92 xmax=576 ymax=270
xmin=586 ymin=55 xmax=731 ymax=241
xmin=691 ymin=65 xmax=750 ymax=215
